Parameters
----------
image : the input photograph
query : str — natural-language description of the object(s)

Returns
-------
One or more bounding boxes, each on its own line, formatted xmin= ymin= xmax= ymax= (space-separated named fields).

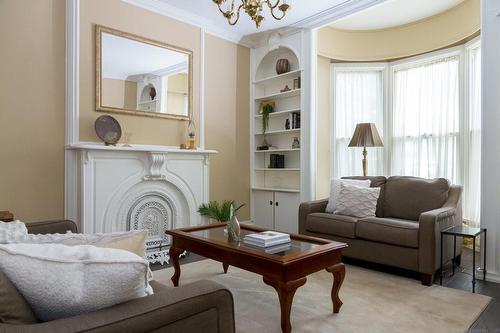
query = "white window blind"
xmin=463 ymin=45 xmax=482 ymax=227
xmin=391 ymin=56 xmax=460 ymax=183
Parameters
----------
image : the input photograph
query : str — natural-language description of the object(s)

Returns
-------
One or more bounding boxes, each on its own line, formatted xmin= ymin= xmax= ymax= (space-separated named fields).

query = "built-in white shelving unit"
xmin=250 ymin=45 xmax=303 ymax=234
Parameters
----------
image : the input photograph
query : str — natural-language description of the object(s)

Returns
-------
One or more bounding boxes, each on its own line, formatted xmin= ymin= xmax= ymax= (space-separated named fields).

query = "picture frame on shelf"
xmin=293 ymin=77 xmax=301 ymax=90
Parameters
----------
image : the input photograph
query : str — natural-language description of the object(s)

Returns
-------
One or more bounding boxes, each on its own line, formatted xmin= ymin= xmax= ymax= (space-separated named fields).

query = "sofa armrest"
xmin=25 ymin=220 xmax=78 ymax=235
xmin=0 ymin=280 xmax=234 ymax=333
xmin=299 ymin=199 xmax=328 ymax=234
xmin=418 ymin=206 xmax=461 ymax=275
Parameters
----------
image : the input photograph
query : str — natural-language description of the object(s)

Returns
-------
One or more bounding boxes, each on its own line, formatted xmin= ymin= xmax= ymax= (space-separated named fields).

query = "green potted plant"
xmin=197 ymin=200 xmax=245 ymax=223
xmin=260 ymin=102 xmax=274 ymax=149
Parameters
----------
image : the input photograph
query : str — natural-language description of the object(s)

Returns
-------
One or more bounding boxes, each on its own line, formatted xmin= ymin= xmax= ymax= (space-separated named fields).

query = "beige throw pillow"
xmin=334 ymin=183 xmax=381 ymax=218
xmin=24 ymin=230 xmax=148 ymax=258
xmin=0 ymin=270 xmax=38 ymax=324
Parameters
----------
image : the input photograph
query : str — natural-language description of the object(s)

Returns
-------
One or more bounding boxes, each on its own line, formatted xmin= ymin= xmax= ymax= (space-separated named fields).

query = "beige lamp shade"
xmin=348 ymin=123 xmax=384 ymax=147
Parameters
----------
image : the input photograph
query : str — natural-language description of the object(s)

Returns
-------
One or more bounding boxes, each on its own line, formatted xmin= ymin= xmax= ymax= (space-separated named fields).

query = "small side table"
xmin=440 ymin=225 xmax=487 ymax=293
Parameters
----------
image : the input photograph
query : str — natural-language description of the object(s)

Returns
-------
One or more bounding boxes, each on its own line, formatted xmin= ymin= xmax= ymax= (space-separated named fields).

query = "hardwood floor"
xmin=152 ymin=247 xmax=500 ymax=331
xmin=446 ymin=247 xmax=500 ymax=332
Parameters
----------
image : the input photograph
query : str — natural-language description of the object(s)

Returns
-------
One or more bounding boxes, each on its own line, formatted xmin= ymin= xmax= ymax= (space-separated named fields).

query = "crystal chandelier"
xmin=212 ymin=0 xmax=290 ymax=28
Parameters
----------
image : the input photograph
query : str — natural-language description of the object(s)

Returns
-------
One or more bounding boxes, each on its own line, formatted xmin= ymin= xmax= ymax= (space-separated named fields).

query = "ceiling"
xmin=330 ymin=0 xmax=465 ymax=31
xmin=156 ymin=0 xmax=348 ymax=36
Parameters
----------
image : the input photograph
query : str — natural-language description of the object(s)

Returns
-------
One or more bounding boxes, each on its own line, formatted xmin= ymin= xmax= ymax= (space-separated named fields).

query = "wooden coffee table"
xmin=166 ymin=223 xmax=347 ymax=333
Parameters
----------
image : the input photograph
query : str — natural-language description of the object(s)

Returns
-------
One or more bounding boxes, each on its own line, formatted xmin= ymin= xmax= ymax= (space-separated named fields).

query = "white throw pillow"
xmin=0 ymin=220 xmax=28 ymax=243
xmin=334 ymin=183 xmax=381 ymax=218
xmin=325 ymin=179 xmax=371 ymax=213
xmin=0 ymin=243 xmax=153 ymax=322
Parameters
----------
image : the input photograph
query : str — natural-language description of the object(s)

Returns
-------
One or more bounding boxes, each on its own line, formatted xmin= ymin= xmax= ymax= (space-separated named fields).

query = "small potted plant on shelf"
xmin=258 ymin=102 xmax=274 ymax=150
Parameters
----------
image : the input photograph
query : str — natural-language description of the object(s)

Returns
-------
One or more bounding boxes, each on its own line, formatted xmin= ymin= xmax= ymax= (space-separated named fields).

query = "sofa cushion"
xmin=356 ymin=217 xmax=419 ymax=248
xmin=383 ymin=176 xmax=450 ymax=220
xmin=0 ymin=270 xmax=38 ymax=324
xmin=342 ymin=176 xmax=387 ymax=217
xmin=306 ymin=213 xmax=357 ymax=239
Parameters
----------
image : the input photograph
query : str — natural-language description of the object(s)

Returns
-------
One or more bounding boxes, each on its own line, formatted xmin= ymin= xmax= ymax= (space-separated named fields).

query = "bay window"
xmin=331 ymin=40 xmax=481 ymax=226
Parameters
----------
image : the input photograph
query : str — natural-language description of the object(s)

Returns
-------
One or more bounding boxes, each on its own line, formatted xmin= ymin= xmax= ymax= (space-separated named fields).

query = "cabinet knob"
xmin=269 ymin=200 xmax=273 ymax=205
xmin=276 ymin=202 xmax=279 ymax=206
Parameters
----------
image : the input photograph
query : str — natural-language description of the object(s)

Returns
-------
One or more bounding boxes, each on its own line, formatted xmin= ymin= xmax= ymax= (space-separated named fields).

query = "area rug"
xmin=153 ymin=260 xmax=491 ymax=333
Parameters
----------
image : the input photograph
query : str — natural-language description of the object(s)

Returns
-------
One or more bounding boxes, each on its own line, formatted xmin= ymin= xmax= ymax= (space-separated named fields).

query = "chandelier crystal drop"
xmin=212 ymin=0 xmax=290 ymax=28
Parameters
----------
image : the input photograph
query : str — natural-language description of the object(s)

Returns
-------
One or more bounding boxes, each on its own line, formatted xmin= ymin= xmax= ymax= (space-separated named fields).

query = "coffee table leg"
xmin=263 ymin=276 xmax=307 ymax=333
xmin=169 ymin=246 xmax=184 ymax=287
xmin=223 ymin=262 xmax=229 ymax=273
xmin=326 ymin=263 xmax=345 ymax=313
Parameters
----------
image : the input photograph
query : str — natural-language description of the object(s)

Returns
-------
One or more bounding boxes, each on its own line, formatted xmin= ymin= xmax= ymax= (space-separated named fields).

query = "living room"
xmin=1 ymin=0 xmax=499 ymax=332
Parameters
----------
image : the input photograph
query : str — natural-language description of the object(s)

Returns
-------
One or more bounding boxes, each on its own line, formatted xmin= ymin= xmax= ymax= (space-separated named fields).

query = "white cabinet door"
xmin=274 ymin=192 xmax=300 ymax=234
xmin=252 ymin=190 xmax=274 ymax=230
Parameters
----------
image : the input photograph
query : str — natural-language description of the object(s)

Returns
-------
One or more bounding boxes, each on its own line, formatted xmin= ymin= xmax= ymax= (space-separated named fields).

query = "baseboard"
xmin=485 ymin=270 xmax=500 ymax=284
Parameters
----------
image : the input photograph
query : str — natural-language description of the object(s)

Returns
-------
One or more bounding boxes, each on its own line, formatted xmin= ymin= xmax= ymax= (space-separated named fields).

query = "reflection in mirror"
xmin=96 ymin=26 xmax=192 ymax=120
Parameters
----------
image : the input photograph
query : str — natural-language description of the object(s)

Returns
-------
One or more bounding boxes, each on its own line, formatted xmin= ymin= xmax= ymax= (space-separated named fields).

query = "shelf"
xmin=252 ymin=187 xmax=300 ymax=193
xmin=255 ymin=148 xmax=300 ymax=153
xmin=254 ymin=129 xmax=300 ymax=135
xmin=255 ymin=168 xmax=300 ymax=171
xmin=254 ymin=89 xmax=301 ymax=101
xmin=138 ymin=100 xmax=158 ymax=105
xmin=254 ymin=109 xmax=300 ymax=118
xmin=253 ymin=69 xmax=302 ymax=85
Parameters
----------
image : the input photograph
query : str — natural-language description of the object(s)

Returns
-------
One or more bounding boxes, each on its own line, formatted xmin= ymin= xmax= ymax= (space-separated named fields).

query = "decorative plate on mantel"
xmin=95 ymin=115 xmax=122 ymax=146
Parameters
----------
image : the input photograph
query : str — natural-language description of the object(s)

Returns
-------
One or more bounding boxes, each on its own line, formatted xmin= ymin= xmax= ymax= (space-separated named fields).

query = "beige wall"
xmin=166 ymin=73 xmax=188 ymax=116
xmin=79 ymin=0 xmax=201 ymax=145
xmin=316 ymin=0 xmax=480 ymax=199
xmin=205 ymin=35 xmax=251 ymax=219
xmin=102 ymin=78 xmax=137 ymax=109
xmin=318 ymin=0 xmax=480 ymax=61
xmin=316 ymin=56 xmax=332 ymax=199
xmin=0 ymin=0 xmax=250 ymax=221
xmin=0 ymin=0 xmax=65 ymax=221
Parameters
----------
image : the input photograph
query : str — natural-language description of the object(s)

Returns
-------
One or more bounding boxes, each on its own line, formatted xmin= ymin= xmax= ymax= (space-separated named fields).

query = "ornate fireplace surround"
xmin=67 ymin=143 xmax=216 ymax=263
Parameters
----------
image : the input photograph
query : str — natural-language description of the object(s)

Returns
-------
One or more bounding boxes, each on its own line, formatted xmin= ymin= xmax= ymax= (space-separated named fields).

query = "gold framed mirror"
xmin=96 ymin=25 xmax=193 ymax=120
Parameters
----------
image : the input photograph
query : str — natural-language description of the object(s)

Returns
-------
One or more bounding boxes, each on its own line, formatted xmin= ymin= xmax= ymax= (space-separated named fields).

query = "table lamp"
xmin=348 ymin=123 xmax=384 ymax=176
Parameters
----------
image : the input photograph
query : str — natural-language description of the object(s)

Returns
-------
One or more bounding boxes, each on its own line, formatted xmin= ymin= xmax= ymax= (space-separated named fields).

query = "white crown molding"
xmin=241 ymin=0 xmax=388 ymax=48
xmin=151 ymin=61 xmax=188 ymax=76
xmin=121 ymin=0 xmax=247 ymax=46
xmin=292 ymin=0 xmax=388 ymax=30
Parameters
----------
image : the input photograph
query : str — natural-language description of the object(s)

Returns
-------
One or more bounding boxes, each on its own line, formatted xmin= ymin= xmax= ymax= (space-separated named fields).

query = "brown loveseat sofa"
xmin=299 ymin=176 xmax=463 ymax=285
xmin=0 ymin=220 xmax=235 ymax=333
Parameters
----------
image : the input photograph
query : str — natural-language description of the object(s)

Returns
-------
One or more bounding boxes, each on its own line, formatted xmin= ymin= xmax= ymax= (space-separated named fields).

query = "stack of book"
xmin=243 ymin=231 xmax=291 ymax=252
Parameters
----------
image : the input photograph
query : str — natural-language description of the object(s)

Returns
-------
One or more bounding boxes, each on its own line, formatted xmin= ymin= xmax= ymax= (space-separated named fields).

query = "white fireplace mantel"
xmin=67 ymin=142 xmax=217 ymax=155
xmin=65 ymin=142 xmax=217 ymax=263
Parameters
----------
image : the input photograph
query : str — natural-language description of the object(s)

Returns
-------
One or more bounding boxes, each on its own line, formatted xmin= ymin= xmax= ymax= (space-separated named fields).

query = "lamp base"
xmin=362 ymin=147 xmax=368 ymax=177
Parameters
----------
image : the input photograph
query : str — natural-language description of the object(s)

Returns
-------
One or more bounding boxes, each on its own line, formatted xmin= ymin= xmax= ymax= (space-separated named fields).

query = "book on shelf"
xmin=290 ymin=112 xmax=301 ymax=129
xmin=243 ymin=231 xmax=291 ymax=248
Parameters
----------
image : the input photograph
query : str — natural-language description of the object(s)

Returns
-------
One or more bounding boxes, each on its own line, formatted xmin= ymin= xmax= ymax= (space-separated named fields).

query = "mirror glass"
xmin=96 ymin=26 xmax=192 ymax=120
